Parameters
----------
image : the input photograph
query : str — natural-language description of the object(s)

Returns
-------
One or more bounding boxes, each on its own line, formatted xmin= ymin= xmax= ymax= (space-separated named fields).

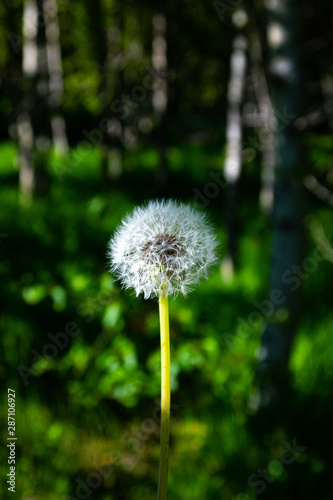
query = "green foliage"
xmin=0 ymin=139 xmax=332 ymax=499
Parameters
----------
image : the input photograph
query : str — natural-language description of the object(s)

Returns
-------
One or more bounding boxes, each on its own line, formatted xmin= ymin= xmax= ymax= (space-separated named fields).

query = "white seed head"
xmin=108 ymin=199 xmax=219 ymax=299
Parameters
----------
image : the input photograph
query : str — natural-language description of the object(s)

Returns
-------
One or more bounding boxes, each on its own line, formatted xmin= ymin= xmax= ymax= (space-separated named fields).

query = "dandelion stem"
xmin=157 ymin=293 xmax=170 ymax=500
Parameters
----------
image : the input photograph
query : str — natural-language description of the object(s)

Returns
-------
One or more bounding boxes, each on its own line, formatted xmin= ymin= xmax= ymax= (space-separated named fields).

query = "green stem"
xmin=157 ymin=293 xmax=170 ymax=500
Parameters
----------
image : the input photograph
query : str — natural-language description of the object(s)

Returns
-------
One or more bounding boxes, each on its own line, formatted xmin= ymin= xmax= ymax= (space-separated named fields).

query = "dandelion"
xmin=107 ymin=199 xmax=218 ymax=500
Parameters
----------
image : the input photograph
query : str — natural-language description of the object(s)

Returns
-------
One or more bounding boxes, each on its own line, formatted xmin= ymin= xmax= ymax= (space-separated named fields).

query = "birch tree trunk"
xmin=105 ymin=14 xmax=124 ymax=180
xmin=6 ymin=2 xmax=23 ymax=143
xmin=152 ymin=12 xmax=169 ymax=196
xmin=19 ymin=0 xmax=38 ymax=204
xmin=249 ymin=37 xmax=276 ymax=215
xmin=19 ymin=0 xmax=52 ymax=204
xmin=222 ymin=34 xmax=247 ymax=278
xmin=44 ymin=0 xmax=68 ymax=156
xmin=97 ymin=0 xmax=123 ymax=181
xmin=256 ymin=0 xmax=305 ymax=407
xmin=152 ymin=13 xmax=168 ymax=117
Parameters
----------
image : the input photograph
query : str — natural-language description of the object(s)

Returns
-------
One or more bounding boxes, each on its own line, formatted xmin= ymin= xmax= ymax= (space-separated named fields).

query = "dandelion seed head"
xmin=108 ymin=199 xmax=218 ymax=299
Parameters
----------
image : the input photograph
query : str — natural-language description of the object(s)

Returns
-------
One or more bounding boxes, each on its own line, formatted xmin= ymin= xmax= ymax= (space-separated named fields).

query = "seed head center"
xmin=142 ymin=233 xmax=184 ymax=265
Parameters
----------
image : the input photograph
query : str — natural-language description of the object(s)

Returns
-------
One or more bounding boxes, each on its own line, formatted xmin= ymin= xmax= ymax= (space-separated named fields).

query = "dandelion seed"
xmin=108 ymin=199 xmax=218 ymax=299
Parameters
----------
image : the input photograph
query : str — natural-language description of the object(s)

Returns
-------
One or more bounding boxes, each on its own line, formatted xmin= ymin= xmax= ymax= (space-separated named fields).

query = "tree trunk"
xmin=19 ymin=0 xmax=52 ymax=204
xmin=256 ymin=0 xmax=305 ymax=408
xmin=152 ymin=12 xmax=169 ymax=196
xmin=44 ymin=0 xmax=68 ymax=156
xmin=249 ymin=37 xmax=276 ymax=215
xmin=17 ymin=112 xmax=34 ymax=204
xmin=105 ymin=17 xmax=124 ymax=180
xmin=5 ymin=1 xmax=23 ymax=142
xmin=19 ymin=0 xmax=38 ymax=204
xmin=96 ymin=0 xmax=124 ymax=182
xmin=222 ymin=34 xmax=247 ymax=279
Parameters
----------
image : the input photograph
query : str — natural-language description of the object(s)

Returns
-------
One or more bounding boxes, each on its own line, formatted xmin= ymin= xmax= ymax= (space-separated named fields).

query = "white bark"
xmin=152 ymin=13 xmax=168 ymax=115
xmin=19 ymin=0 xmax=38 ymax=203
xmin=22 ymin=0 xmax=38 ymax=77
xmin=224 ymin=35 xmax=247 ymax=184
xmin=152 ymin=12 xmax=169 ymax=194
xmin=44 ymin=0 xmax=68 ymax=155
xmin=249 ymin=38 xmax=276 ymax=215
xmin=221 ymin=35 xmax=247 ymax=278
xmin=19 ymin=0 xmax=52 ymax=202
xmin=17 ymin=113 xmax=34 ymax=205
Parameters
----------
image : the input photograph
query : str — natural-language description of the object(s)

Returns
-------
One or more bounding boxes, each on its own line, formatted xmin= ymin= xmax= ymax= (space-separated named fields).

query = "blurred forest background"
xmin=1 ymin=0 xmax=333 ymax=499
